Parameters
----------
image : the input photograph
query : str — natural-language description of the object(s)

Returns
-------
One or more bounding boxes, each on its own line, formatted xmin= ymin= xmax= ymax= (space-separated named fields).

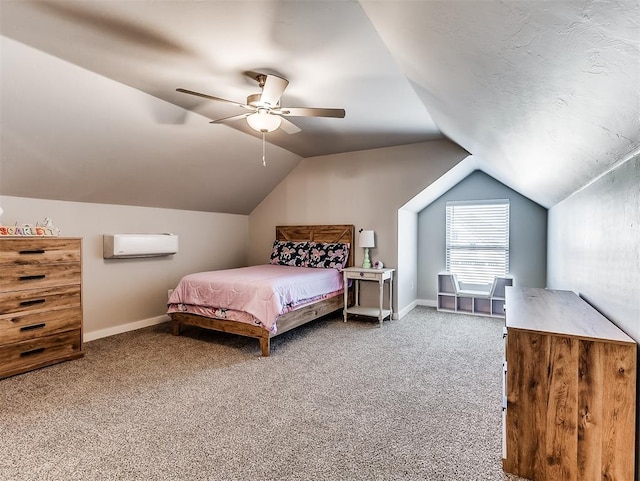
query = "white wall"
xmin=547 ymin=154 xmax=639 ymax=340
xmin=248 ymin=140 xmax=469 ymax=315
xmin=0 ymin=196 xmax=248 ymax=340
xmin=397 ymin=209 xmax=418 ymax=317
xmin=547 ymin=153 xmax=640 ymax=471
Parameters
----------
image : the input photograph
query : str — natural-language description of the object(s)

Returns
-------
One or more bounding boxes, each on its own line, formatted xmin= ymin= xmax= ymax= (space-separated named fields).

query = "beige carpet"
xmin=0 ymin=307 xmax=529 ymax=481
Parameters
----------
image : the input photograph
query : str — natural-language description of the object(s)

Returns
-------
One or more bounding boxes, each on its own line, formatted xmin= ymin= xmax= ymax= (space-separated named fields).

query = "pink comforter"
xmin=167 ymin=265 xmax=344 ymax=332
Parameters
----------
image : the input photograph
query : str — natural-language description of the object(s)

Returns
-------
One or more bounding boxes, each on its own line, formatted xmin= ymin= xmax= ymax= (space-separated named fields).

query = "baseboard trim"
xmin=84 ymin=315 xmax=170 ymax=343
xmin=396 ymin=300 xmax=418 ymax=319
xmin=84 ymin=300 xmax=439 ymax=341
xmin=416 ymin=299 xmax=437 ymax=308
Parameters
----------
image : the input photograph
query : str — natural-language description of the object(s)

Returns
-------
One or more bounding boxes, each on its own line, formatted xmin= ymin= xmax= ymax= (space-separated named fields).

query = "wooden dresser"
xmin=0 ymin=237 xmax=83 ymax=379
xmin=503 ymin=287 xmax=636 ymax=481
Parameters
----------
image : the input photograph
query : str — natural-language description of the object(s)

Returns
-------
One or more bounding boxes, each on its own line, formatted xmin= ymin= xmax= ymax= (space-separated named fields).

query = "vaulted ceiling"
xmin=1 ymin=1 xmax=638 ymax=213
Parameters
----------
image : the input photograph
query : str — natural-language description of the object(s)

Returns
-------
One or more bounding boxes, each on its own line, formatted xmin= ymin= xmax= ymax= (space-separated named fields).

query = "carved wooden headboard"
xmin=275 ymin=225 xmax=355 ymax=267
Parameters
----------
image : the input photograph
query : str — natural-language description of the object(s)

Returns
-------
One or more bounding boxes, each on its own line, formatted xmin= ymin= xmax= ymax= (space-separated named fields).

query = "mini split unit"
xmin=103 ymin=233 xmax=179 ymax=259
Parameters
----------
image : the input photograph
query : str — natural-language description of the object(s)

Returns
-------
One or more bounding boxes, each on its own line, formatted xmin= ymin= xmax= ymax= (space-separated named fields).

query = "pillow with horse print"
xmin=307 ymin=242 xmax=350 ymax=269
xmin=269 ymin=240 xmax=310 ymax=267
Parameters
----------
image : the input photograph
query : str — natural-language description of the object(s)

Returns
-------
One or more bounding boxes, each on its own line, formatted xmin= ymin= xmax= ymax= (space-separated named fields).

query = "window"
xmin=445 ymin=199 xmax=510 ymax=285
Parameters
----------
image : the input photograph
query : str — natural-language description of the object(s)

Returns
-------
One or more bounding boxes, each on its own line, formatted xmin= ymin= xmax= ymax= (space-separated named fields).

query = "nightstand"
xmin=342 ymin=267 xmax=395 ymax=326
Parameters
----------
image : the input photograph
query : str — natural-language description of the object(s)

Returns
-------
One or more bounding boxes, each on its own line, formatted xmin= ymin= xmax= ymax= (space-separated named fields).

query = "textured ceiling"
xmin=362 ymin=0 xmax=640 ymax=207
xmin=1 ymin=0 xmax=638 ymax=213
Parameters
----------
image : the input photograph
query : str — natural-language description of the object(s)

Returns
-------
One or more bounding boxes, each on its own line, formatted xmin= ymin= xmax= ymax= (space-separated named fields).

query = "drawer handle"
xmin=19 ymin=275 xmax=46 ymax=282
xmin=20 ymin=323 xmax=46 ymax=332
xmin=359 ymin=272 xmax=364 ymax=277
xmin=19 ymin=299 xmax=46 ymax=307
xmin=20 ymin=347 xmax=46 ymax=357
xmin=19 ymin=250 xmax=46 ymax=255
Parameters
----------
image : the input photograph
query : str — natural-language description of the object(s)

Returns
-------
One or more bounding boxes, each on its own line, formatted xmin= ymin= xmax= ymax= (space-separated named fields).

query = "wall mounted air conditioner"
xmin=103 ymin=233 xmax=179 ymax=259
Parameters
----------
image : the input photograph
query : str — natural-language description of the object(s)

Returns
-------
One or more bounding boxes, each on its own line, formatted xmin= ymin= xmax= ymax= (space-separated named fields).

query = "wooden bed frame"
xmin=170 ymin=224 xmax=355 ymax=356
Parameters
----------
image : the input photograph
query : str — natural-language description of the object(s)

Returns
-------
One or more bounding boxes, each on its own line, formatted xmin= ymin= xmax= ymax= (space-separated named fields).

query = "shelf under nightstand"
xmin=342 ymin=267 xmax=395 ymax=326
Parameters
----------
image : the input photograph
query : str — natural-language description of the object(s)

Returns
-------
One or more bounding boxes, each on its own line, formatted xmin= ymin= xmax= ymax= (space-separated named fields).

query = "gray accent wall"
xmin=417 ymin=170 xmax=547 ymax=302
xmin=547 ymin=154 xmax=640 ymax=471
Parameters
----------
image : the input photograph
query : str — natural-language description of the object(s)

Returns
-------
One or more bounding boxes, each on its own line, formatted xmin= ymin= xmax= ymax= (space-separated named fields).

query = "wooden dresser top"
xmin=505 ymin=287 xmax=635 ymax=345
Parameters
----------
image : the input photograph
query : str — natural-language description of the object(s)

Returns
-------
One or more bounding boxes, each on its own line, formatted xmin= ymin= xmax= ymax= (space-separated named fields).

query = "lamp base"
xmin=362 ymin=247 xmax=372 ymax=269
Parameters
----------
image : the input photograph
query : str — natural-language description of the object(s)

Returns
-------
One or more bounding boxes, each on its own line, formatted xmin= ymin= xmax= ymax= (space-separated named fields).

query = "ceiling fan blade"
xmin=176 ymin=88 xmax=252 ymax=110
xmin=280 ymin=107 xmax=346 ymax=118
xmin=260 ymin=75 xmax=289 ymax=107
xmin=210 ymin=113 xmax=252 ymax=124
xmin=279 ymin=117 xmax=302 ymax=134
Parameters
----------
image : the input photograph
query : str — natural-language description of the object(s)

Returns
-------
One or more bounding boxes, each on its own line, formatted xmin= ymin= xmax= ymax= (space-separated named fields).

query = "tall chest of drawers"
xmin=0 ymin=237 xmax=83 ymax=379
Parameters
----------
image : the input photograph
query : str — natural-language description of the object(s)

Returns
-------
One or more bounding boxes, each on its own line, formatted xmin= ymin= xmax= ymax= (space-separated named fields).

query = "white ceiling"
xmin=1 ymin=0 xmax=638 ymax=213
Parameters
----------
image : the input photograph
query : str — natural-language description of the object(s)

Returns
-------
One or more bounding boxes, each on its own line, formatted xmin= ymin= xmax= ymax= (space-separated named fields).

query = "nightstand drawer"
xmin=345 ymin=270 xmax=380 ymax=280
xmin=0 ymin=263 xmax=81 ymax=291
xmin=0 ymin=330 xmax=82 ymax=378
xmin=0 ymin=285 xmax=81 ymax=316
xmin=0 ymin=307 xmax=83 ymax=345
xmin=0 ymin=238 xmax=81 ymax=266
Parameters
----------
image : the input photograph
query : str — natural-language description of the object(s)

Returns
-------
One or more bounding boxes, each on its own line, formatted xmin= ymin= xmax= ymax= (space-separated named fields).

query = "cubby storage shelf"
xmin=436 ymin=273 xmax=512 ymax=318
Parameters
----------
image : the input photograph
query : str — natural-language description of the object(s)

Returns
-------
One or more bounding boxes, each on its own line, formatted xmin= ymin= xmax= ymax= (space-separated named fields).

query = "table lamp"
xmin=359 ymin=229 xmax=375 ymax=268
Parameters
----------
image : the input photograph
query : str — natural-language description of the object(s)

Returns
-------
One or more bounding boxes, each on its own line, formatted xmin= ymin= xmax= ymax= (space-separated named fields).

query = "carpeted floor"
xmin=0 ymin=307 xmax=529 ymax=480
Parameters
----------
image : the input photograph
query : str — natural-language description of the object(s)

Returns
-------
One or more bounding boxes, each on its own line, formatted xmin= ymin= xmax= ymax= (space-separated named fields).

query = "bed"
xmin=168 ymin=224 xmax=354 ymax=356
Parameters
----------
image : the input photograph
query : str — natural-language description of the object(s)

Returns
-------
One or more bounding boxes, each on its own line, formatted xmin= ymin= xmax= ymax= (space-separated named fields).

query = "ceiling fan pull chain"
xmin=262 ymin=131 xmax=267 ymax=167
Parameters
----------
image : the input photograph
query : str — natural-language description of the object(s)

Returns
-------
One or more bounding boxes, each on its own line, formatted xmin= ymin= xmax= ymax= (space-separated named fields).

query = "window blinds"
xmin=445 ymin=199 xmax=510 ymax=285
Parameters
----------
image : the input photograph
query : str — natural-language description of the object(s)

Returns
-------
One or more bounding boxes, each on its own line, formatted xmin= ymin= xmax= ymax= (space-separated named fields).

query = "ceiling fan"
xmin=176 ymin=73 xmax=346 ymax=135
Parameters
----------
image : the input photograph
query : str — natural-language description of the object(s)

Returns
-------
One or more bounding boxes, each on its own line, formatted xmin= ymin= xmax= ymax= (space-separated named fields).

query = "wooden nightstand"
xmin=342 ymin=267 xmax=394 ymax=326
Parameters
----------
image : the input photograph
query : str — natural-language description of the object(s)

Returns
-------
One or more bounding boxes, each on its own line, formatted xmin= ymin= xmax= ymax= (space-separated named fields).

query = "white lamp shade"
xmin=359 ymin=230 xmax=375 ymax=248
xmin=247 ymin=112 xmax=282 ymax=132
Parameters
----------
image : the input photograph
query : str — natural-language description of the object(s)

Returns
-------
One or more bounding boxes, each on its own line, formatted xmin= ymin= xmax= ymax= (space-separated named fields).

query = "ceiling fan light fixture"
xmin=177 ymin=72 xmax=345 ymax=137
xmin=247 ymin=111 xmax=281 ymax=132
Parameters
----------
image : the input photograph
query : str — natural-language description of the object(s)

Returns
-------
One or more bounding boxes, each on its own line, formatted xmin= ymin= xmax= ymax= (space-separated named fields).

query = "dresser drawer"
xmin=0 ymin=307 xmax=82 ymax=345
xmin=0 ymin=330 xmax=82 ymax=379
xmin=0 ymin=238 xmax=81 ymax=266
xmin=0 ymin=263 xmax=81 ymax=292
xmin=0 ymin=285 xmax=81 ymax=316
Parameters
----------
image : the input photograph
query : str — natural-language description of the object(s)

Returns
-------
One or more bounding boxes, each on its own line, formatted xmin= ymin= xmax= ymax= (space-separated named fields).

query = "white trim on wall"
xmin=84 ymin=315 xmax=170 ymax=342
xmin=416 ymin=299 xmax=437 ymax=308
xmin=396 ymin=299 xmax=419 ymax=318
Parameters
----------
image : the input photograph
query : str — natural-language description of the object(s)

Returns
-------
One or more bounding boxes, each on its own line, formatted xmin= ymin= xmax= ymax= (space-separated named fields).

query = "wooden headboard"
xmin=275 ymin=224 xmax=355 ymax=267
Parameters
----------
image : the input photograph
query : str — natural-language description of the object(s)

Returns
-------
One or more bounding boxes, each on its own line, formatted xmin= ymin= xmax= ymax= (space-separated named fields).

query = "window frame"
xmin=445 ymin=199 xmax=510 ymax=286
